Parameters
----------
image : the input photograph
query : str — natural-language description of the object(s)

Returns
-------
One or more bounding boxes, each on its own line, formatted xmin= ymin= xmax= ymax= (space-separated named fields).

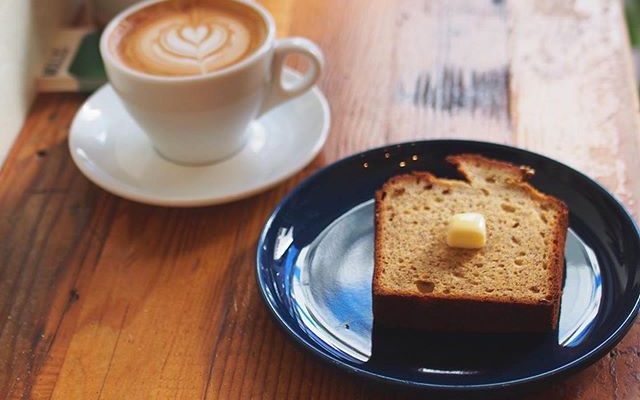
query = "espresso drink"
xmin=108 ymin=0 xmax=267 ymax=76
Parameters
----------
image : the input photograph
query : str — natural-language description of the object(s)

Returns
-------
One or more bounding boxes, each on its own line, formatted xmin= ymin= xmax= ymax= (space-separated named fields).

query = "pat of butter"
xmin=446 ymin=213 xmax=486 ymax=249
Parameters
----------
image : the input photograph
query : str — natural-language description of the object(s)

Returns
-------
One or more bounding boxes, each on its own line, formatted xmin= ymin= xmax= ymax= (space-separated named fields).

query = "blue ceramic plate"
xmin=256 ymin=140 xmax=640 ymax=392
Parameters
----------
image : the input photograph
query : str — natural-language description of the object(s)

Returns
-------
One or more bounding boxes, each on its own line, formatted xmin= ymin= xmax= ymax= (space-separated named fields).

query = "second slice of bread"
xmin=373 ymin=154 xmax=568 ymax=332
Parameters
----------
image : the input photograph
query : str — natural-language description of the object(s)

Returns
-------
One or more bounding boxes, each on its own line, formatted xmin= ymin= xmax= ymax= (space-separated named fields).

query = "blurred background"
xmin=1 ymin=0 xmax=638 ymax=165
xmin=627 ymin=0 xmax=640 ymax=82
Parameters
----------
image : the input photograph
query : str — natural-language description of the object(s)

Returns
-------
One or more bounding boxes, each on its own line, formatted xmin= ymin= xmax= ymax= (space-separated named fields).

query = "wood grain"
xmin=0 ymin=0 xmax=637 ymax=399
xmin=508 ymin=1 xmax=640 ymax=398
xmin=509 ymin=0 xmax=640 ymax=215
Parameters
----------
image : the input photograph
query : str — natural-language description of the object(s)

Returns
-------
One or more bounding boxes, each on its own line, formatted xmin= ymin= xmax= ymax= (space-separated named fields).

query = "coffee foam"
xmin=110 ymin=1 xmax=266 ymax=76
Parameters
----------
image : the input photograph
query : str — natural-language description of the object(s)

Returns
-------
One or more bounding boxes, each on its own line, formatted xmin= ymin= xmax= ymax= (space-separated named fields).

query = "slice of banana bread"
xmin=373 ymin=154 xmax=568 ymax=332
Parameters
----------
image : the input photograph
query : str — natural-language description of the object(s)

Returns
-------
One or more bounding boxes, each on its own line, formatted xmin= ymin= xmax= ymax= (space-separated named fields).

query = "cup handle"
xmin=258 ymin=37 xmax=324 ymax=117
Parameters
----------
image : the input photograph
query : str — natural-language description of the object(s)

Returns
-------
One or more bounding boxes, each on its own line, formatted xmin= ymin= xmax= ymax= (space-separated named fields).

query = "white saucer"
xmin=69 ymin=69 xmax=330 ymax=207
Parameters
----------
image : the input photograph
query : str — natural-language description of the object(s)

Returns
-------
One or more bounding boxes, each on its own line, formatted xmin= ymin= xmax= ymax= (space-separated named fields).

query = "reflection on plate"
xmin=290 ymin=200 xmax=602 ymax=365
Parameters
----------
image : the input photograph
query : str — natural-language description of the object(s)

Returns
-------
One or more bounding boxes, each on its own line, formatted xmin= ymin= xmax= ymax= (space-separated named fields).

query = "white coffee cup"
xmin=100 ymin=0 xmax=324 ymax=165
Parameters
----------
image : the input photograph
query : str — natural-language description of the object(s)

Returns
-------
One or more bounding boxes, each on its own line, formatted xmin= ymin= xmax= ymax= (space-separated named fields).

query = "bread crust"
xmin=373 ymin=154 xmax=569 ymax=332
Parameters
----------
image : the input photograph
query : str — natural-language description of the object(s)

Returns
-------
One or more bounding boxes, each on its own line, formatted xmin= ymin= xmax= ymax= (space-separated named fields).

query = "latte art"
xmin=110 ymin=1 xmax=267 ymax=76
xmin=140 ymin=16 xmax=250 ymax=75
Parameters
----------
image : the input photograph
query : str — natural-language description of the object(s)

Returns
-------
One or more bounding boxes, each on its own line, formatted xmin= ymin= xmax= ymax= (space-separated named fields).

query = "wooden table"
xmin=1 ymin=0 xmax=639 ymax=399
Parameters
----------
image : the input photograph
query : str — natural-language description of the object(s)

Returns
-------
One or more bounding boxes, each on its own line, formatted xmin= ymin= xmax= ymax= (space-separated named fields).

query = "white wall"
xmin=0 ymin=0 xmax=76 ymax=166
